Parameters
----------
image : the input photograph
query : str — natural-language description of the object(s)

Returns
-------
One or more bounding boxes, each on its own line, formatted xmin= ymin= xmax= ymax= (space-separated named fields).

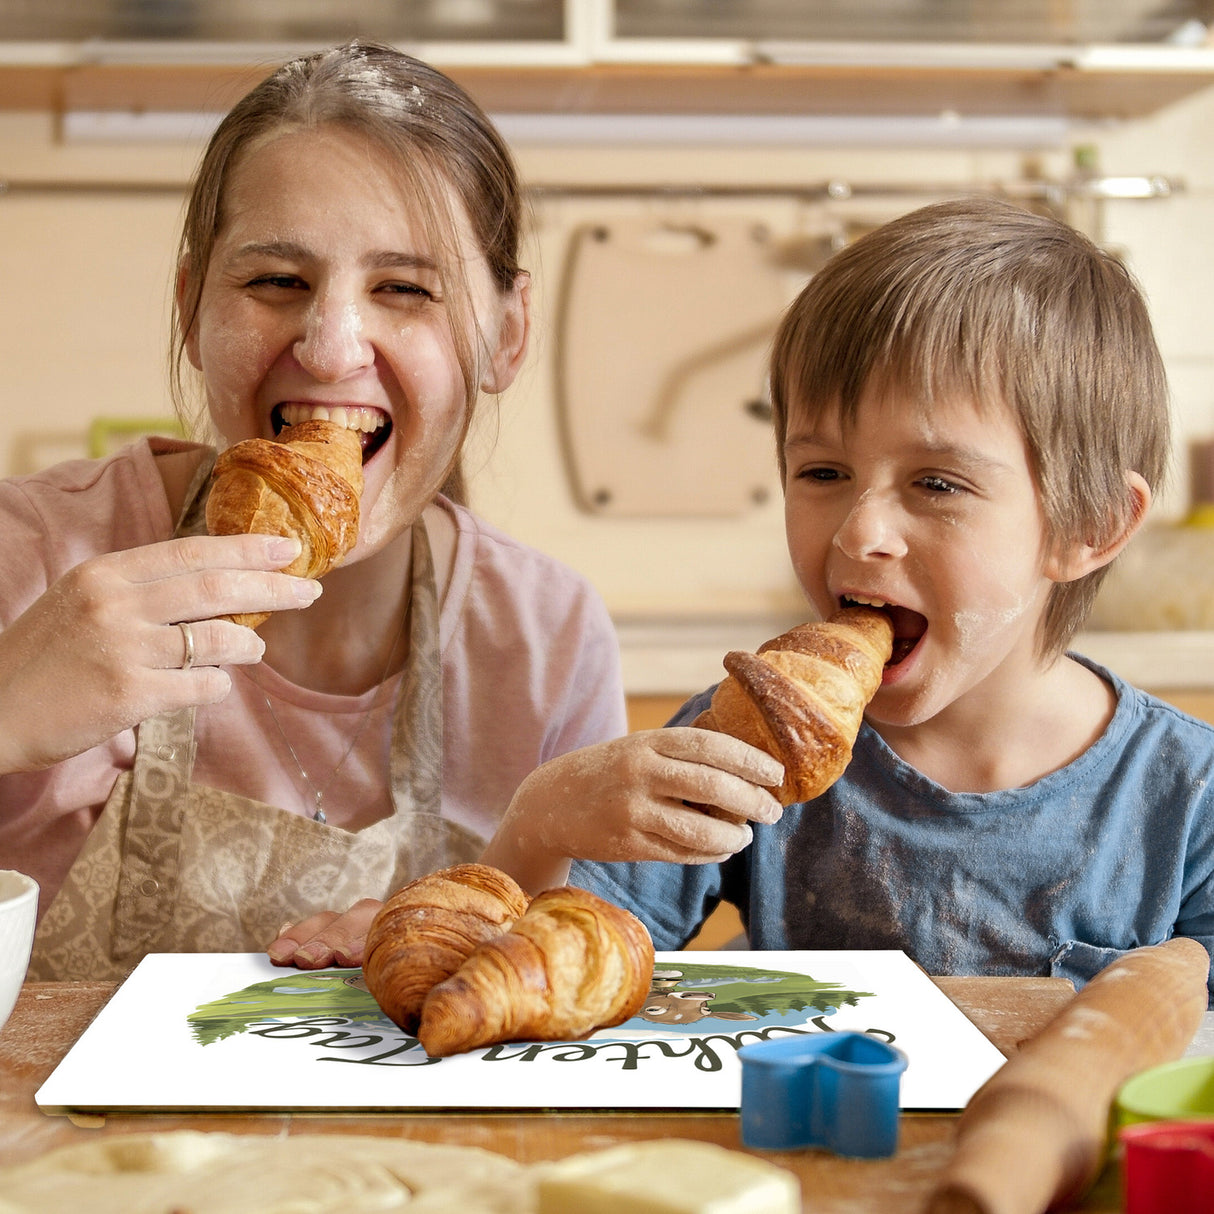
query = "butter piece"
xmin=534 ymin=1139 xmax=800 ymax=1214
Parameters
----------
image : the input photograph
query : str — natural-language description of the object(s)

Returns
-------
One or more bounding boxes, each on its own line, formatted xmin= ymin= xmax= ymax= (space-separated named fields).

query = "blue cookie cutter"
xmin=738 ymin=1031 xmax=908 ymax=1158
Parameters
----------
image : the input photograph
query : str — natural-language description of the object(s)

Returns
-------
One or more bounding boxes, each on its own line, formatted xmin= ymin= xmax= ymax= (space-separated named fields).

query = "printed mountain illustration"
xmin=630 ymin=962 xmax=872 ymax=1029
xmin=188 ymin=969 xmax=375 ymax=1046
xmin=187 ymin=961 xmax=874 ymax=1047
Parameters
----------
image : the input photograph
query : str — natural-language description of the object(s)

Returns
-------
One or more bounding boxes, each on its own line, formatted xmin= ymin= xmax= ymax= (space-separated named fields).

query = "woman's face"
xmin=184 ymin=124 xmax=526 ymax=558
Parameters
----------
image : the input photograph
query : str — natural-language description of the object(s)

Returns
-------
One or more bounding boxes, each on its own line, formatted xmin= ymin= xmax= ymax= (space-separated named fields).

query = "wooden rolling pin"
xmin=925 ymin=937 xmax=1210 ymax=1214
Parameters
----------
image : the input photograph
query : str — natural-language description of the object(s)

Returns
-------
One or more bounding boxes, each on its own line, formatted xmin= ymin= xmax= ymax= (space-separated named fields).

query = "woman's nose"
xmin=292 ymin=294 xmax=373 ymax=380
xmin=833 ymin=489 xmax=908 ymax=560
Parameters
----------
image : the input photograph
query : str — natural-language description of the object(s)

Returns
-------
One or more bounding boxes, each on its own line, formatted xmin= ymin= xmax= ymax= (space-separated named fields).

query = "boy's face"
xmin=783 ymin=383 xmax=1067 ymax=729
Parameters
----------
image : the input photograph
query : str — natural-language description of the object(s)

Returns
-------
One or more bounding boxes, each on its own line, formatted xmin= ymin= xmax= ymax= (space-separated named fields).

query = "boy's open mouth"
xmin=840 ymin=595 xmax=926 ymax=665
xmin=273 ymin=403 xmax=392 ymax=463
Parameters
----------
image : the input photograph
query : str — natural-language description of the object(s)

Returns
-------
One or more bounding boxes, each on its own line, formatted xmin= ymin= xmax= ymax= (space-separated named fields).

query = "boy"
xmin=485 ymin=196 xmax=1214 ymax=996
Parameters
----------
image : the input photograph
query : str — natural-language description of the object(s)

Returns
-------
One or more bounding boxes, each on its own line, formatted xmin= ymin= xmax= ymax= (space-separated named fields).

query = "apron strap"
xmin=176 ymin=448 xmax=217 ymax=536
xmin=110 ymin=708 xmax=197 ymax=959
xmin=390 ymin=518 xmax=442 ymax=812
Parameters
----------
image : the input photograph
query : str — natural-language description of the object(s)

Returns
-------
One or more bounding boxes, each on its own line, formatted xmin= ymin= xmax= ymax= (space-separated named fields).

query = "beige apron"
xmin=30 ymin=458 xmax=479 ymax=981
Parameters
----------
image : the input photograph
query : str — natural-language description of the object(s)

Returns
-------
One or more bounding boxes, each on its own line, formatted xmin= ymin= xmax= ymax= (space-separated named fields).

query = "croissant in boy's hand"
xmin=694 ymin=605 xmax=893 ymax=805
xmin=362 ymin=864 xmax=655 ymax=1057
xmin=205 ymin=419 xmax=364 ymax=628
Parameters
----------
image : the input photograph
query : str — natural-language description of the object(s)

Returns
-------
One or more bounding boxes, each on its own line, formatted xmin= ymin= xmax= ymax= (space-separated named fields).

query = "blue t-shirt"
xmin=573 ymin=656 xmax=1214 ymax=999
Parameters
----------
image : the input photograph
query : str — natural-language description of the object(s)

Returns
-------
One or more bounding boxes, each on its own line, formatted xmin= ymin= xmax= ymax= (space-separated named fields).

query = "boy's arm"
xmin=572 ymin=855 xmax=729 ymax=952
xmin=479 ymin=728 xmax=784 ymax=896
xmin=1175 ymin=896 xmax=1214 ymax=1007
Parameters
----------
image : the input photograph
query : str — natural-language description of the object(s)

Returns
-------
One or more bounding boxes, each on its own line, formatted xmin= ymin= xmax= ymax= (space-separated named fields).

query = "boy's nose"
xmin=833 ymin=490 xmax=908 ymax=560
xmin=292 ymin=295 xmax=374 ymax=380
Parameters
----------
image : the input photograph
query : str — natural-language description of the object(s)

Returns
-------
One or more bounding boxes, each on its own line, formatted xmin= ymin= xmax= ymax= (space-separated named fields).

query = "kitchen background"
xmin=3 ymin=0 xmax=1214 ymax=723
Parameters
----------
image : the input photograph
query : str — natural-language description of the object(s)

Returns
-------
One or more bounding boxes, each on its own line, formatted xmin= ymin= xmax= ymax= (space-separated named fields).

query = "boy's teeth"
xmin=845 ymin=595 xmax=890 ymax=608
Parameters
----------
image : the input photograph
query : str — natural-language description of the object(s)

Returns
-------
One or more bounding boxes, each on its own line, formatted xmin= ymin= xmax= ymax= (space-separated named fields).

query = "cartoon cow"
xmin=637 ymin=968 xmax=758 ymax=1026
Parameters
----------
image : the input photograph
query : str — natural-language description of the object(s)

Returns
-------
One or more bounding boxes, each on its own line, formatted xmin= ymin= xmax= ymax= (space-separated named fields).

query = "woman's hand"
xmin=0 ymin=533 xmax=320 ymax=774
xmin=481 ymin=728 xmax=785 ymax=894
xmin=267 ymin=899 xmax=382 ymax=969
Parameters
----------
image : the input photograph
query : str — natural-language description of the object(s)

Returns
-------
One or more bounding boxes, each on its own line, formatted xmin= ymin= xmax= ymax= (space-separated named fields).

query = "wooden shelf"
xmin=1 ymin=58 xmax=1213 ymax=121
xmin=450 ymin=61 xmax=1214 ymax=122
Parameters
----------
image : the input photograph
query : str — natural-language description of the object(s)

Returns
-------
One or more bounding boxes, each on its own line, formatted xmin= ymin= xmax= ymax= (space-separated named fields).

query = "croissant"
xmin=416 ymin=885 xmax=655 ymax=1058
xmin=363 ymin=864 xmax=530 ymax=1034
xmin=694 ymin=605 xmax=893 ymax=805
xmin=205 ymin=419 xmax=364 ymax=628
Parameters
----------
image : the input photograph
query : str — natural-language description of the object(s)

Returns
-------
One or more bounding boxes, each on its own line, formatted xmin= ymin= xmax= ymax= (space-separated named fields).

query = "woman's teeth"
xmin=278 ymin=402 xmax=385 ymax=434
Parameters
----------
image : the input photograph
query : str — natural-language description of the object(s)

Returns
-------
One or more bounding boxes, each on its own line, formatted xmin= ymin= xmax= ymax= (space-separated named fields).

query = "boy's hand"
xmin=482 ymin=728 xmax=785 ymax=893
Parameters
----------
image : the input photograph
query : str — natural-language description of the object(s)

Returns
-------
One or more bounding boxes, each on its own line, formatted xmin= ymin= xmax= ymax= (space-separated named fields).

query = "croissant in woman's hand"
xmin=363 ymin=864 xmax=530 ymax=1034
xmin=695 ymin=605 xmax=893 ymax=804
xmin=205 ymin=419 xmax=364 ymax=628
xmin=416 ymin=885 xmax=655 ymax=1058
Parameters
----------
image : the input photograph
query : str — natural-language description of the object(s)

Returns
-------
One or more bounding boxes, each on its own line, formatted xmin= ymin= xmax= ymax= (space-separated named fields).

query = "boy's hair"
xmin=769 ymin=195 xmax=1170 ymax=659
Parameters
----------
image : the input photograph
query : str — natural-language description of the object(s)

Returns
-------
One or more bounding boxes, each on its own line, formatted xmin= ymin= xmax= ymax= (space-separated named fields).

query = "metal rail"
xmin=0 ymin=174 xmax=1180 ymax=200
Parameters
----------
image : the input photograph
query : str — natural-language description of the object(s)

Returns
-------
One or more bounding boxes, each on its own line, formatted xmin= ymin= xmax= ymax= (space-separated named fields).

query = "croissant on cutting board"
xmin=362 ymin=864 xmax=530 ymax=1035
xmin=205 ymin=418 xmax=364 ymax=628
xmin=694 ymin=605 xmax=893 ymax=805
xmin=416 ymin=884 xmax=655 ymax=1058
xmin=362 ymin=866 xmax=656 ymax=1057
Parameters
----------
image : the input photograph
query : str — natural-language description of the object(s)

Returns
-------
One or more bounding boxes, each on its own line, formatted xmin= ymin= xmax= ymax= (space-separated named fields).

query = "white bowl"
xmin=0 ymin=870 xmax=38 ymax=1037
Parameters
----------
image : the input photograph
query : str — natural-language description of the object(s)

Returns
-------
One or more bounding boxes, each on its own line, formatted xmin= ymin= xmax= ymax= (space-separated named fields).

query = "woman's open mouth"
xmin=273 ymin=403 xmax=392 ymax=463
xmin=841 ymin=595 xmax=927 ymax=665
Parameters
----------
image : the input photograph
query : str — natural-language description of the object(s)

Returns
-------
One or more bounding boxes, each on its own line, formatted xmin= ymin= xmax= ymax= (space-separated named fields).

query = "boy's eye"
xmin=918 ymin=474 xmax=963 ymax=494
xmin=797 ymin=466 xmax=842 ymax=483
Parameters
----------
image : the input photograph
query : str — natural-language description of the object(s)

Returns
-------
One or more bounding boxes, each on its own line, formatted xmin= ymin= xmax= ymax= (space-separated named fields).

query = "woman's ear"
xmin=479 ymin=272 xmax=531 ymax=394
xmin=176 ymin=260 xmax=203 ymax=371
xmin=1045 ymin=470 xmax=1152 ymax=583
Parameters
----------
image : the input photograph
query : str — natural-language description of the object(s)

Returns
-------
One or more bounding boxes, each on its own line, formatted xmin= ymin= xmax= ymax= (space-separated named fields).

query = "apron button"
xmin=156 ymin=745 xmax=176 ymax=761
xmin=139 ymin=878 xmax=159 ymax=896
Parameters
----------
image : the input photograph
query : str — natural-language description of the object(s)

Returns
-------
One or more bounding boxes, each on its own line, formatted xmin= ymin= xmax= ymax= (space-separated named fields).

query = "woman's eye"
xmin=380 ymin=281 xmax=437 ymax=301
xmin=247 ymin=273 xmax=305 ymax=290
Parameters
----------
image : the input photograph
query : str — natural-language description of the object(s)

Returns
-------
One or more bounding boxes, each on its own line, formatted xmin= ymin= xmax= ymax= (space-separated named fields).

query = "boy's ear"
xmin=1045 ymin=470 xmax=1152 ymax=583
xmin=480 ymin=271 xmax=531 ymax=394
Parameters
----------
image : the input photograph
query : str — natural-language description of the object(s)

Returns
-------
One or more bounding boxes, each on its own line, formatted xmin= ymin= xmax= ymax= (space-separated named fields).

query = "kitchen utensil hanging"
xmin=555 ymin=216 xmax=789 ymax=517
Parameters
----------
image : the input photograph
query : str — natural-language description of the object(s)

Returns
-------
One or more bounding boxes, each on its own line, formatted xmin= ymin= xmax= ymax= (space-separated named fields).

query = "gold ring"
xmin=178 ymin=621 xmax=195 ymax=670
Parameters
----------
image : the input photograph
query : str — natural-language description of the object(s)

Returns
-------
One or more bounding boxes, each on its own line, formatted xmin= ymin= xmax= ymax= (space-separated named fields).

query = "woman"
xmin=3 ymin=41 xmax=625 ymax=980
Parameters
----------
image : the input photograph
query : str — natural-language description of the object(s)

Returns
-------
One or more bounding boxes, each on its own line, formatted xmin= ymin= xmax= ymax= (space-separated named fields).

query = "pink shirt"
xmin=0 ymin=439 xmax=626 ymax=914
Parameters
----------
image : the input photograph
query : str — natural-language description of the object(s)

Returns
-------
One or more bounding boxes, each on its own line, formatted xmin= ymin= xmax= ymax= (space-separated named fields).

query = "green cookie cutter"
xmin=1116 ymin=1056 xmax=1214 ymax=1128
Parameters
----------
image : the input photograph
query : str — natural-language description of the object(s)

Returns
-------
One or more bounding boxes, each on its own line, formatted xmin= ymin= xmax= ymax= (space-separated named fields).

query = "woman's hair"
xmin=171 ymin=39 xmax=526 ymax=502
xmin=769 ymin=195 xmax=1170 ymax=658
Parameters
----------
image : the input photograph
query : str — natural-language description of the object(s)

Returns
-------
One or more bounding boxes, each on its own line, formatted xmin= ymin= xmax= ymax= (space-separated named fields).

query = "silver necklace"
xmin=259 ymin=605 xmax=409 ymax=824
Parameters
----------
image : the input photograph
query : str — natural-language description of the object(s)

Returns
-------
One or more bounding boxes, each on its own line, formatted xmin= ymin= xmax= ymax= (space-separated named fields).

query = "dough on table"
xmin=0 ymin=1132 xmax=530 ymax=1214
xmin=0 ymin=1132 xmax=801 ymax=1214
xmin=535 ymin=1139 xmax=800 ymax=1214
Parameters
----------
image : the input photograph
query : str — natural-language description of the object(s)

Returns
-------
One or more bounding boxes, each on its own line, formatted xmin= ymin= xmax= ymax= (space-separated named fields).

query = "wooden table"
xmin=0 ymin=975 xmax=1127 ymax=1211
